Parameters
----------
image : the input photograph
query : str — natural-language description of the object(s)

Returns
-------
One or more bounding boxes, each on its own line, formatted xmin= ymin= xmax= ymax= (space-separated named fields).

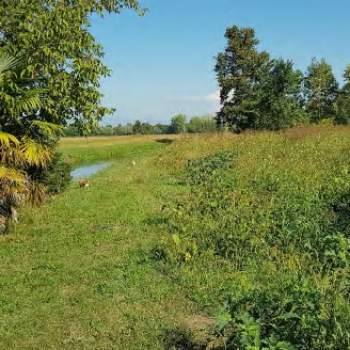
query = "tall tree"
xmin=0 ymin=0 xmax=142 ymax=134
xmin=335 ymin=65 xmax=350 ymax=124
xmin=304 ymin=58 xmax=338 ymax=123
xmin=215 ymin=26 xmax=270 ymax=131
xmin=170 ymin=114 xmax=186 ymax=134
xmin=187 ymin=115 xmax=216 ymax=133
xmin=256 ymin=59 xmax=306 ymax=130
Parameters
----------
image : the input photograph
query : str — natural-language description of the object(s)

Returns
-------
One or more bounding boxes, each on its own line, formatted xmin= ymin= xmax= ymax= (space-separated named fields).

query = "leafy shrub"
xmin=222 ymin=271 xmax=350 ymax=349
xmin=31 ymin=152 xmax=72 ymax=194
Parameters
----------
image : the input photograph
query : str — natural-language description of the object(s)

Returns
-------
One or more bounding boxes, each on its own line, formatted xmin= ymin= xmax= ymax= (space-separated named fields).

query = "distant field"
xmin=60 ymin=134 xmax=179 ymax=148
xmin=0 ymin=126 xmax=349 ymax=349
xmin=59 ymin=134 xmax=180 ymax=166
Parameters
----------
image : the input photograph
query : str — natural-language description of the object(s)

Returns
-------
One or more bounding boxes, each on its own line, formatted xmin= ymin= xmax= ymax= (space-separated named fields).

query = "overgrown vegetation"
xmin=0 ymin=128 xmax=349 ymax=349
xmin=31 ymin=152 xmax=72 ymax=194
xmin=157 ymin=127 xmax=350 ymax=349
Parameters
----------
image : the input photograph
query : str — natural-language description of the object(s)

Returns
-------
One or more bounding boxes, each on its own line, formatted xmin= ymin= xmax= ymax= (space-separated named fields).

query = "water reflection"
xmin=70 ymin=162 xmax=111 ymax=179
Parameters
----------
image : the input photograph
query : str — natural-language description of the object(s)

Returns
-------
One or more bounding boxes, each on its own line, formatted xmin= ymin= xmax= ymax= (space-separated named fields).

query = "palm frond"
xmin=27 ymin=181 xmax=46 ymax=207
xmin=20 ymin=138 xmax=52 ymax=168
xmin=0 ymin=52 xmax=44 ymax=116
xmin=0 ymin=52 xmax=20 ymax=75
xmin=14 ymin=89 xmax=43 ymax=113
xmin=0 ymin=131 xmax=20 ymax=147
xmin=0 ymin=52 xmax=52 ymax=224
xmin=0 ymin=166 xmax=26 ymax=186
xmin=0 ymin=89 xmax=43 ymax=117
xmin=30 ymin=120 xmax=63 ymax=136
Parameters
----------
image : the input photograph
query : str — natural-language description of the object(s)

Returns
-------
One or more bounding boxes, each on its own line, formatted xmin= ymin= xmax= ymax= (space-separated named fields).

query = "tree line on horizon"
xmin=215 ymin=25 xmax=350 ymax=131
xmin=63 ymin=114 xmax=217 ymax=136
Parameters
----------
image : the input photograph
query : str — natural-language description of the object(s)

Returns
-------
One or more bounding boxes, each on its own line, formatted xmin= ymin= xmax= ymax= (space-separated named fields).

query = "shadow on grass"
xmin=162 ymin=328 xmax=206 ymax=350
xmin=332 ymin=191 xmax=350 ymax=232
xmin=144 ymin=216 xmax=169 ymax=226
xmin=156 ymin=138 xmax=174 ymax=145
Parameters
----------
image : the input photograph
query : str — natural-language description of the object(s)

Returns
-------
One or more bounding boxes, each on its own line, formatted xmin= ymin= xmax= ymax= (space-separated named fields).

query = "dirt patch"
xmin=183 ymin=315 xmax=216 ymax=332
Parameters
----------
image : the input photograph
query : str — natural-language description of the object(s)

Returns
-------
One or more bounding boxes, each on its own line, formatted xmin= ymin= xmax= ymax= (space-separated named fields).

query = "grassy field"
xmin=59 ymin=134 xmax=180 ymax=166
xmin=0 ymin=127 xmax=349 ymax=349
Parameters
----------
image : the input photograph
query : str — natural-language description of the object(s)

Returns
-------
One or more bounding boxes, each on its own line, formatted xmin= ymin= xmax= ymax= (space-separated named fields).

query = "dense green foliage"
xmin=31 ymin=152 xmax=72 ymax=194
xmin=335 ymin=65 xmax=350 ymax=124
xmin=304 ymin=59 xmax=339 ymax=123
xmin=257 ymin=59 xmax=306 ymax=130
xmin=215 ymin=26 xmax=271 ymax=131
xmin=187 ymin=115 xmax=217 ymax=133
xmin=159 ymin=128 xmax=350 ymax=349
xmin=0 ymin=0 xmax=141 ymax=131
xmin=170 ymin=114 xmax=187 ymax=134
xmin=216 ymin=26 xmax=350 ymax=131
xmin=0 ymin=53 xmax=61 ymax=232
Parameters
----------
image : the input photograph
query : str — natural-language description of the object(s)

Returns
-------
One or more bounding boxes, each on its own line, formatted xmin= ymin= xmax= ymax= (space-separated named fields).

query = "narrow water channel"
xmin=70 ymin=162 xmax=111 ymax=180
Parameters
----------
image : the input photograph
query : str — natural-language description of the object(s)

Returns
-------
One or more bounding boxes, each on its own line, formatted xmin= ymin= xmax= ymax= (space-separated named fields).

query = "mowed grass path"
xmin=0 ymin=136 xmax=195 ymax=349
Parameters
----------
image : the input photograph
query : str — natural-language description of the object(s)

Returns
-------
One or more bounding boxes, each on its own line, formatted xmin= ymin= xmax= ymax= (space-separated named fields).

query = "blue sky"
xmin=90 ymin=0 xmax=350 ymax=125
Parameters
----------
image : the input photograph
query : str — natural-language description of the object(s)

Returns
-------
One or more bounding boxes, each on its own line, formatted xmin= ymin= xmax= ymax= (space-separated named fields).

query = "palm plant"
xmin=0 ymin=52 xmax=61 ymax=233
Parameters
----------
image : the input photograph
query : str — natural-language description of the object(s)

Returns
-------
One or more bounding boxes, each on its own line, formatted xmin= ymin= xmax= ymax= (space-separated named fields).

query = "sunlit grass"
xmin=0 ymin=127 xmax=349 ymax=349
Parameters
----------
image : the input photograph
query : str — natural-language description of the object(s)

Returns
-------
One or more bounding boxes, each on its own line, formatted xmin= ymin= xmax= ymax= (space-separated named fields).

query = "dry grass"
xmin=156 ymin=126 xmax=350 ymax=173
xmin=60 ymin=134 xmax=180 ymax=149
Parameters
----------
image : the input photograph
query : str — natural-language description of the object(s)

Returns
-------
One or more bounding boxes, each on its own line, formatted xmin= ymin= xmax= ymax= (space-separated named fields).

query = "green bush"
xmin=33 ymin=152 xmax=72 ymax=194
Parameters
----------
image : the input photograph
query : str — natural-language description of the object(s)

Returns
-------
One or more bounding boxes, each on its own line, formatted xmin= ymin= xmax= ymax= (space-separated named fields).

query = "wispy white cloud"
xmin=205 ymin=91 xmax=220 ymax=102
xmin=166 ymin=90 xmax=220 ymax=103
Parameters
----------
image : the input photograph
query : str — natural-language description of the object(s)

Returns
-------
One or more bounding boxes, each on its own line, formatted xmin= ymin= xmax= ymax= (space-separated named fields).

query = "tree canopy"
xmin=170 ymin=114 xmax=187 ymax=134
xmin=215 ymin=26 xmax=270 ymax=131
xmin=335 ymin=65 xmax=350 ymax=124
xmin=256 ymin=59 xmax=306 ymax=130
xmin=215 ymin=25 xmax=349 ymax=130
xmin=304 ymin=58 xmax=339 ymax=123
xmin=0 ymin=0 xmax=142 ymax=132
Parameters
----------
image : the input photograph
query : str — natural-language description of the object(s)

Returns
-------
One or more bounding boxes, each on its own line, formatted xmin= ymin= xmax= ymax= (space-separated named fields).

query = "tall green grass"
xmin=158 ymin=127 xmax=350 ymax=349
